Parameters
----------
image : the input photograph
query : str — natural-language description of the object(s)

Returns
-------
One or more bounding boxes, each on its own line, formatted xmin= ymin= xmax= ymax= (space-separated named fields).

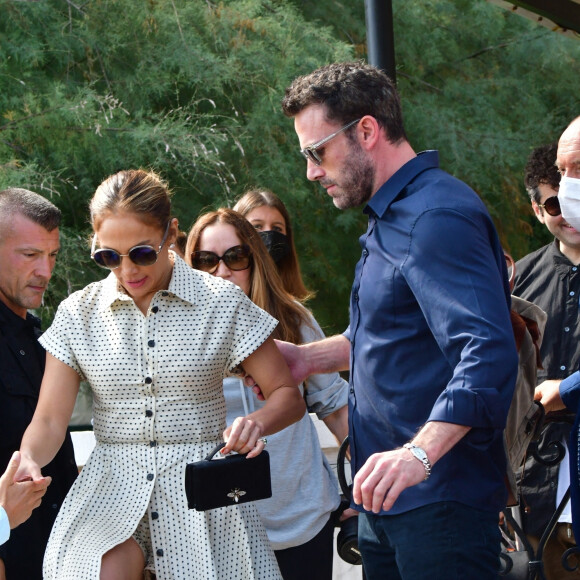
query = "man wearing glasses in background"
xmin=0 ymin=188 xmax=77 ymax=579
xmin=513 ymin=143 xmax=580 ymax=579
xmin=275 ymin=61 xmax=518 ymax=579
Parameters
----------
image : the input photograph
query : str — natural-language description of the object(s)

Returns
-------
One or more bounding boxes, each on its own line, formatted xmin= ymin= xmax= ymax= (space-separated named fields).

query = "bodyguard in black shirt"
xmin=512 ymin=143 xmax=580 ymax=579
xmin=0 ymin=188 xmax=77 ymax=580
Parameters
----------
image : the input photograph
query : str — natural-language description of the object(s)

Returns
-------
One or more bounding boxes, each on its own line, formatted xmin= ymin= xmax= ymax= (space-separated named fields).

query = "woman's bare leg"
xmin=100 ymin=537 xmax=145 ymax=580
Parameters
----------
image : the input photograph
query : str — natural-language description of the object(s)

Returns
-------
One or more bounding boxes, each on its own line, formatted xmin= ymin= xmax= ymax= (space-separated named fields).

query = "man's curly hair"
xmin=281 ymin=61 xmax=407 ymax=144
xmin=524 ymin=142 xmax=560 ymax=203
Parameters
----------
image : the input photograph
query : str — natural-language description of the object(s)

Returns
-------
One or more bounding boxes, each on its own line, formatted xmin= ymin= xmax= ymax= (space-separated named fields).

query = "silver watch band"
xmin=403 ymin=442 xmax=432 ymax=480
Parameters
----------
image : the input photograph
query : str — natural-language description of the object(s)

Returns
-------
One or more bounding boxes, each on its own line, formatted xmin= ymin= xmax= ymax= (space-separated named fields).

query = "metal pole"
xmin=364 ymin=0 xmax=397 ymax=84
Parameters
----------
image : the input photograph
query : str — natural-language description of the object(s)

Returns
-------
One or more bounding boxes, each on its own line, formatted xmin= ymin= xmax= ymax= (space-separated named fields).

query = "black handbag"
xmin=185 ymin=442 xmax=272 ymax=511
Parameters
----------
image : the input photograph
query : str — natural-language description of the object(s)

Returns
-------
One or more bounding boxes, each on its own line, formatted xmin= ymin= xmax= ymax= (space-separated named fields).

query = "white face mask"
xmin=558 ymin=176 xmax=580 ymax=231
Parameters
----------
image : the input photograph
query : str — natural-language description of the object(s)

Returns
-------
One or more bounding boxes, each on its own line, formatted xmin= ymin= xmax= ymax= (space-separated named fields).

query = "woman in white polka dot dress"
xmin=16 ymin=169 xmax=305 ymax=580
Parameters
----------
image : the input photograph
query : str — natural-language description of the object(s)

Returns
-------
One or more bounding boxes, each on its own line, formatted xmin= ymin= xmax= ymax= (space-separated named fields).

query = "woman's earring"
xmin=170 ymin=243 xmax=175 ymax=248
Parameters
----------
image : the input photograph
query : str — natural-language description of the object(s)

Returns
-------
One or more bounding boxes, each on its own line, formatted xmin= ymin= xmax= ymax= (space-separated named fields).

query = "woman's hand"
xmin=14 ymin=453 xmax=44 ymax=483
xmin=0 ymin=452 xmax=51 ymax=529
xmin=223 ymin=416 xmax=267 ymax=458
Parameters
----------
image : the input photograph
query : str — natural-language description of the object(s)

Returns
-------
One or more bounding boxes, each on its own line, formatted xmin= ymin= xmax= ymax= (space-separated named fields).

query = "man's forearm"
xmin=411 ymin=421 xmax=471 ymax=466
xmin=303 ymin=334 xmax=350 ymax=376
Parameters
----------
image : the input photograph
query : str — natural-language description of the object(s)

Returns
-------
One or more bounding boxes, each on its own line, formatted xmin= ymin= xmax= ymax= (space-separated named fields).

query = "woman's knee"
xmin=100 ymin=538 xmax=145 ymax=580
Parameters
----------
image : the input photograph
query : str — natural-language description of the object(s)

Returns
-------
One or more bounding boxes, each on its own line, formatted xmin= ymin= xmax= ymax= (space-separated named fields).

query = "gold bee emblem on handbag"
xmin=227 ymin=488 xmax=247 ymax=503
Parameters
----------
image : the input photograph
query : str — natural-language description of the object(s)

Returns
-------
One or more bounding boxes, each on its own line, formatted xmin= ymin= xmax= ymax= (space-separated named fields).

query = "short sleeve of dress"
xmin=224 ymin=285 xmax=278 ymax=373
xmin=38 ymin=295 xmax=86 ymax=381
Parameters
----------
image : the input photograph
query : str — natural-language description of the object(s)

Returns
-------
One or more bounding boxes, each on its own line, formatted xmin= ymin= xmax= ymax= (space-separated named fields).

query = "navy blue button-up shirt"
xmin=345 ymin=151 xmax=518 ymax=515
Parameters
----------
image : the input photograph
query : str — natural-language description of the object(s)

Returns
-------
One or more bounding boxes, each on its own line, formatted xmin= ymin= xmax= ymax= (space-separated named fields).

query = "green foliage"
xmin=392 ymin=0 xmax=579 ymax=258
xmin=0 ymin=0 xmax=579 ymax=335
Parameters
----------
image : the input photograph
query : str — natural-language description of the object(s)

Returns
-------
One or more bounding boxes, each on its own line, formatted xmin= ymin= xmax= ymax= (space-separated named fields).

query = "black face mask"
xmin=259 ymin=230 xmax=291 ymax=264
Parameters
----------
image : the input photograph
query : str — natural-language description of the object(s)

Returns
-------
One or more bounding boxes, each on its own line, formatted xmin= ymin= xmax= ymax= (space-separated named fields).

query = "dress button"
xmin=147 ymin=473 xmax=154 ymax=481
xmin=565 ymin=327 xmax=570 ymax=332
xmin=145 ymin=377 xmax=152 ymax=384
xmin=570 ymin=291 xmax=575 ymax=297
xmin=162 ymin=292 xmax=168 ymax=297
xmin=573 ymin=267 xmax=578 ymax=272
xmin=150 ymin=441 xmax=157 ymax=447
xmin=561 ymin=365 xmax=567 ymax=371
xmin=146 ymin=410 xmax=153 ymax=417
xmin=19 ymin=350 xmax=25 ymax=355
xmin=148 ymin=340 xmax=155 ymax=347
xmin=152 ymin=511 xmax=159 ymax=520
xmin=151 ymin=306 xmax=159 ymax=313
xmin=156 ymin=549 xmax=164 ymax=557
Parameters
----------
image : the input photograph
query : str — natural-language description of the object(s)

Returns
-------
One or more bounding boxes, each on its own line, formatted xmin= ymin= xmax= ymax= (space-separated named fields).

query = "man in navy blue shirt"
xmin=278 ymin=62 xmax=518 ymax=579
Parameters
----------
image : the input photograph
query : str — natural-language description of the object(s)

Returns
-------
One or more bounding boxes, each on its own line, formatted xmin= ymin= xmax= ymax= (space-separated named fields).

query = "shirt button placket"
xmin=145 ymin=313 xmax=158 ymax=507
xmin=150 ymin=474 xmax=163 ymax=566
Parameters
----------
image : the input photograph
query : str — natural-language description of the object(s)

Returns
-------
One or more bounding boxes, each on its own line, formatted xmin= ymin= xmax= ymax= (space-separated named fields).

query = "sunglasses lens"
xmin=301 ymin=149 xmax=321 ymax=166
xmin=543 ymin=196 xmax=561 ymax=216
xmin=192 ymin=252 xmax=220 ymax=272
xmin=93 ymin=250 xmax=121 ymax=269
xmin=128 ymin=246 xmax=159 ymax=266
xmin=223 ymin=246 xmax=251 ymax=271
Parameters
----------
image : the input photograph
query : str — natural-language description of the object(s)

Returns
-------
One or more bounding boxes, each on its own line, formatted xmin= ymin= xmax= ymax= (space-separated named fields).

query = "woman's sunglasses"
xmin=191 ymin=245 xmax=252 ymax=274
xmin=537 ymin=196 xmax=561 ymax=217
xmin=91 ymin=222 xmax=171 ymax=270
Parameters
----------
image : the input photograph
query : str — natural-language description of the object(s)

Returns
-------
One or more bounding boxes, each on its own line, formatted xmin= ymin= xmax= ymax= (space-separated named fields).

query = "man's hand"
xmin=274 ymin=340 xmax=311 ymax=386
xmin=0 ymin=451 xmax=51 ymax=529
xmin=534 ymin=379 xmax=565 ymax=414
xmin=352 ymin=422 xmax=470 ymax=513
xmin=352 ymin=448 xmax=427 ymax=513
xmin=244 ymin=340 xmax=310 ymax=401
xmin=243 ymin=374 xmax=266 ymax=402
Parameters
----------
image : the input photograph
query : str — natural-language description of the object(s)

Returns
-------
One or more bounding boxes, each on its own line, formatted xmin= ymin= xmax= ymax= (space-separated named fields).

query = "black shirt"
xmin=0 ymin=299 xmax=77 ymax=579
xmin=512 ymin=240 xmax=579 ymax=537
xmin=513 ymin=240 xmax=580 ymax=381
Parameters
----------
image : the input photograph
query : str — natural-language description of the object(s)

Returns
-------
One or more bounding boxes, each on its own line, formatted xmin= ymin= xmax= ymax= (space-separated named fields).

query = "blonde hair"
xmin=186 ymin=208 xmax=312 ymax=344
xmin=233 ymin=189 xmax=313 ymax=301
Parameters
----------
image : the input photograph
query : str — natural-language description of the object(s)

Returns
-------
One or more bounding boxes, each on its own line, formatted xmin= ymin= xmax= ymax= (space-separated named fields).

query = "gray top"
xmin=224 ymin=313 xmax=348 ymax=550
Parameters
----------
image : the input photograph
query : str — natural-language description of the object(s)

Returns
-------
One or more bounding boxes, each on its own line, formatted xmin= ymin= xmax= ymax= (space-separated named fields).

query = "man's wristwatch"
xmin=403 ymin=442 xmax=432 ymax=480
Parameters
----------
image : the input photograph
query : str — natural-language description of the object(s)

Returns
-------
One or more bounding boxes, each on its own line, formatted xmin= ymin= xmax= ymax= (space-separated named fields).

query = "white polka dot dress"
xmin=39 ymin=254 xmax=282 ymax=580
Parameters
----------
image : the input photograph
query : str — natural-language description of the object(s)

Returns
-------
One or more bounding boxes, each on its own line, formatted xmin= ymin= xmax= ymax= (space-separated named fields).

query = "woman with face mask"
xmin=233 ymin=189 xmax=312 ymax=300
xmin=187 ymin=209 xmax=349 ymax=580
xmin=16 ymin=170 xmax=305 ymax=580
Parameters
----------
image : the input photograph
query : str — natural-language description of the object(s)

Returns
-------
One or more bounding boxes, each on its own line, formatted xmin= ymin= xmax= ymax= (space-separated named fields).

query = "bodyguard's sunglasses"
xmin=191 ymin=245 xmax=252 ymax=274
xmin=91 ymin=222 xmax=171 ymax=270
xmin=537 ymin=196 xmax=561 ymax=217
xmin=300 ymin=118 xmax=361 ymax=166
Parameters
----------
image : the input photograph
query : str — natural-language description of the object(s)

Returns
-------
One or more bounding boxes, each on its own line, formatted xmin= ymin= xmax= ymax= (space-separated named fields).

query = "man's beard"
xmin=331 ymin=142 xmax=375 ymax=210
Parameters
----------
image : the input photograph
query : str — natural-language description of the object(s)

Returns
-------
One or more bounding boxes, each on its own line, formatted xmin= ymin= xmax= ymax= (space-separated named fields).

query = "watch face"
xmin=413 ymin=447 xmax=428 ymax=462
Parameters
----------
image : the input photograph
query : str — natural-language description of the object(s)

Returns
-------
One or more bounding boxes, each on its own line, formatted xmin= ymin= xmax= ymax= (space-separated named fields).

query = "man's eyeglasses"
xmin=191 ymin=245 xmax=252 ymax=274
xmin=537 ymin=196 xmax=561 ymax=217
xmin=300 ymin=118 xmax=361 ymax=166
xmin=91 ymin=222 xmax=171 ymax=269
